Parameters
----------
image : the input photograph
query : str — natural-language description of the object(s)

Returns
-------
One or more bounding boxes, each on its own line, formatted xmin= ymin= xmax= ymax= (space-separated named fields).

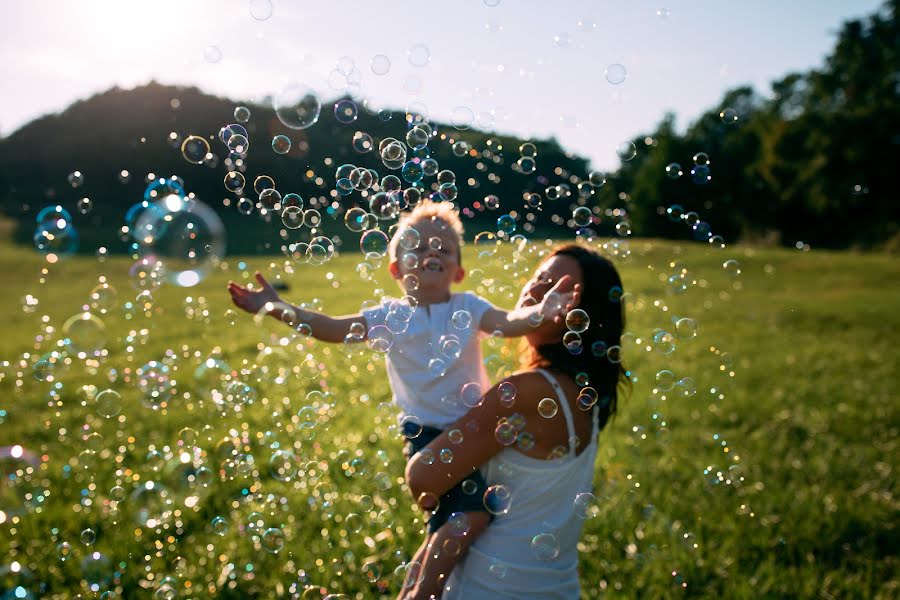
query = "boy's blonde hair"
xmin=388 ymin=199 xmax=465 ymax=263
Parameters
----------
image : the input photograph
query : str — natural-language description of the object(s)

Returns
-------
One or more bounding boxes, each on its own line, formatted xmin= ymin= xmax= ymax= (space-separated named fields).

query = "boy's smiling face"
xmin=390 ymin=217 xmax=464 ymax=300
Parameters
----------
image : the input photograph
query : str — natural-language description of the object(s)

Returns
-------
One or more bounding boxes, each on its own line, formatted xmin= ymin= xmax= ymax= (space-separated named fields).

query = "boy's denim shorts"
xmin=402 ymin=421 xmax=493 ymax=534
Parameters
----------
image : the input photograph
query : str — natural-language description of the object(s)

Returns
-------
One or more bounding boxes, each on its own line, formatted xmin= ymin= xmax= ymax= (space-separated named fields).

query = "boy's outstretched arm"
xmin=227 ymin=272 xmax=368 ymax=344
xmin=478 ymin=275 xmax=581 ymax=338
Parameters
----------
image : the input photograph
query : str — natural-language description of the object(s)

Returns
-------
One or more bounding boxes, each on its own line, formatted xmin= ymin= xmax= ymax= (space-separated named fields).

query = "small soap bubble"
xmin=80 ymin=528 xmax=97 ymax=545
xmin=261 ymin=527 xmax=285 ymax=553
xmin=495 ymin=420 xmax=517 ymax=446
xmin=460 ymin=382 xmax=483 ymax=408
xmin=531 ymin=533 xmax=560 ymax=561
xmin=573 ymin=492 xmax=599 ymax=519
xmin=538 ymin=398 xmax=559 ymax=418
xmin=723 ymin=259 xmax=741 ymax=276
xmin=181 ymin=135 xmax=210 ymax=164
xmin=565 ymin=309 xmax=590 ymax=333
xmin=720 ymin=108 xmax=739 ymax=124
xmin=605 ymin=64 xmax=627 ymax=85
xmin=666 ymin=162 xmax=683 ymax=179
xmin=656 ymin=369 xmax=676 ymax=391
xmin=211 ymin=516 xmax=228 ymax=536
xmin=572 ymin=206 xmax=592 ymax=228
xmin=616 ymin=141 xmax=637 ymax=161
xmin=483 ymin=484 xmax=512 ymax=515
xmin=272 ymin=135 xmax=291 ymax=154
xmin=234 ymin=106 xmax=251 ymax=123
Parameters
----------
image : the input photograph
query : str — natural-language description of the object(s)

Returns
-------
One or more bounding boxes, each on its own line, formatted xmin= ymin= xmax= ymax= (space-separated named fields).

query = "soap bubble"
xmin=516 ymin=157 xmax=536 ymax=174
xmin=272 ymin=135 xmax=291 ymax=154
xmin=666 ymin=163 xmax=683 ymax=179
xmin=249 ymin=0 xmax=273 ymax=20
xmin=655 ymin=369 xmax=676 ymax=391
xmin=95 ymin=389 xmax=122 ymax=418
xmin=675 ymin=377 xmax=697 ymax=397
xmin=565 ymin=309 xmax=590 ymax=333
xmin=181 ymin=136 xmax=209 ymax=164
xmin=134 ymin=194 xmax=225 ymax=287
xmin=653 ymin=331 xmax=676 ymax=354
xmin=80 ymin=528 xmax=96 ymax=545
xmin=132 ymin=481 xmax=173 ymax=528
xmin=360 ymin=230 xmax=389 ymax=257
xmin=274 ymin=83 xmax=321 ymax=130
xmin=573 ymin=492 xmax=599 ymax=519
xmin=334 ymin=99 xmax=358 ymax=124
xmin=204 ymin=45 xmax=222 ymax=63
xmin=675 ymin=317 xmax=698 ymax=339
xmin=211 ymin=516 xmax=228 ymax=536
xmin=498 ymin=381 xmax=517 ymax=406
xmin=451 ymin=310 xmax=472 ymax=330
xmin=691 ymin=164 xmax=712 ymax=184
xmin=482 ymin=484 xmax=511 ymax=515
xmin=497 ymin=214 xmax=516 ymax=235
xmin=572 ymin=207 xmax=592 ymax=228
xmin=352 ymin=131 xmax=374 ymax=153
xmin=401 ymin=160 xmax=424 ymax=183
xmin=367 ymin=325 xmax=393 ymax=352
xmin=370 ymin=54 xmax=391 ymax=75
xmin=33 ymin=219 xmax=78 ymax=256
xmin=67 ymin=170 xmax=84 ymax=187
xmin=538 ymin=397 xmax=559 ymax=418
xmin=136 ymin=361 xmax=174 ymax=408
xmin=720 ymin=108 xmax=739 ymax=124
xmin=224 ymin=171 xmax=245 ymax=192
xmin=262 ymin=527 xmax=285 ymax=553
xmin=616 ymin=141 xmax=637 ymax=161
xmin=531 ymin=533 xmax=560 ymax=560
xmin=494 ymin=421 xmax=517 ymax=446
xmin=460 ymin=382 xmax=483 ymax=408
xmin=723 ymin=259 xmax=741 ymax=276
xmin=605 ymin=63 xmax=627 ymax=85
xmin=407 ymin=43 xmax=431 ymax=67
xmin=62 ymin=312 xmax=106 ymax=356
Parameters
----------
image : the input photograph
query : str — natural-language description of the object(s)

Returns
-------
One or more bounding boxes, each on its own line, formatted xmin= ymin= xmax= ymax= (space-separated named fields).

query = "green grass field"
xmin=0 ymin=236 xmax=897 ymax=599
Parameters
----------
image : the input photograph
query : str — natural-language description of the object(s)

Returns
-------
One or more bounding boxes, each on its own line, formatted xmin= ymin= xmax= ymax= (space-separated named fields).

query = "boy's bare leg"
xmin=405 ymin=511 xmax=491 ymax=600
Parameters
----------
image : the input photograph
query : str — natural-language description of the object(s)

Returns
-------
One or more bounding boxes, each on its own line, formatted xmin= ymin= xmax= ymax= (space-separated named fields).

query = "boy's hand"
xmin=537 ymin=275 xmax=582 ymax=324
xmin=227 ymin=272 xmax=282 ymax=315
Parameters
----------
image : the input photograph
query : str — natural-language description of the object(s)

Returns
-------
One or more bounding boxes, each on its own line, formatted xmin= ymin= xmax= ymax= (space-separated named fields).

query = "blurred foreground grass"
xmin=0 ymin=238 xmax=897 ymax=599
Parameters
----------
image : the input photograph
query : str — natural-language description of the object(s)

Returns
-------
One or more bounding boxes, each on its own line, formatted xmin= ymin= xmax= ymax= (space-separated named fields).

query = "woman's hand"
xmin=536 ymin=274 xmax=582 ymax=324
xmin=227 ymin=272 xmax=282 ymax=315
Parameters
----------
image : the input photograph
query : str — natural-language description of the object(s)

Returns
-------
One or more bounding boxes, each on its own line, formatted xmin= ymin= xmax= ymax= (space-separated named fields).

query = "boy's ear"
xmin=388 ymin=261 xmax=402 ymax=280
xmin=453 ymin=266 xmax=466 ymax=283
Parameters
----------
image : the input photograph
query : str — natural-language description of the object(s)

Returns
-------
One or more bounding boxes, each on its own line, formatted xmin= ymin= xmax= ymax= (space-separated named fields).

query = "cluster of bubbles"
xmin=10 ymin=27 xmax=761 ymax=594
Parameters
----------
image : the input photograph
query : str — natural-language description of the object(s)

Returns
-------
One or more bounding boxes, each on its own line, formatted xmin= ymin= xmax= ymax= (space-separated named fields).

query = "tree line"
xmin=0 ymin=0 xmax=896 ymax=254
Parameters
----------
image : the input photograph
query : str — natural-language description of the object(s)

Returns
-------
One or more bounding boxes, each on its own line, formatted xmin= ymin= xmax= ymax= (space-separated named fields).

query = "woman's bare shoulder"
xmin=501 ymin=370 xmax=555 ymax=402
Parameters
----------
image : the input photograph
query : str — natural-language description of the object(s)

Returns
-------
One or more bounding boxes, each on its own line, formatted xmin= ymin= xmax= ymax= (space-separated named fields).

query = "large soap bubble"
xmin=133 ymin=194 xmax=225 ymax=287
xmin=274 ymin=83 xmax=321 ymax=130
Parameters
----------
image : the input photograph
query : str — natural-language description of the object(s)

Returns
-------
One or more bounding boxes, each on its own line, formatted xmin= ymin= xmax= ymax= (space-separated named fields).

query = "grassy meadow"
xmin=0 ymin=234 xmax=897 ymax=599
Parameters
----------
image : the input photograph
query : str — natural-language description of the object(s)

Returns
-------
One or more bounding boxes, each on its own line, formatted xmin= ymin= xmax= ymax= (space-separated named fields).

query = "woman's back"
xmin=443 ymin=368 xmax=600 ymax=599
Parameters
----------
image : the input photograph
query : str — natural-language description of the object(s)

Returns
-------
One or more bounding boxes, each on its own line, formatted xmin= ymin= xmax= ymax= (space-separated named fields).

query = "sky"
xmin=1 ymin=0 xmax=885 ymax=170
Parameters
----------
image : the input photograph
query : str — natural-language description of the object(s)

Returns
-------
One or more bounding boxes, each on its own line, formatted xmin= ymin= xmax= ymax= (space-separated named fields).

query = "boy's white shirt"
xmin=362 ymin=291 xmax=493 ymax=429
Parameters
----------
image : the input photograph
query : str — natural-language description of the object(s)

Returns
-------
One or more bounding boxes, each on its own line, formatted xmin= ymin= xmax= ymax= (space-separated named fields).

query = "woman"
xmin=404 ymin=243 xmax=628 ymax=599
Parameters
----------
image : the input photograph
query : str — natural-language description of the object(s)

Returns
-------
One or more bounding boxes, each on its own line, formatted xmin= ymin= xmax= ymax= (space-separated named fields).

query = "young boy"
xmin=227 ymin=199 xmax=578 ymax=597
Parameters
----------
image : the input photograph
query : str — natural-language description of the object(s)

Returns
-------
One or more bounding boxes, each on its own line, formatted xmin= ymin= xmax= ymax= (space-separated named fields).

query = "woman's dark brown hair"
xmin=520 ymin=243 xmax=629 ymax=431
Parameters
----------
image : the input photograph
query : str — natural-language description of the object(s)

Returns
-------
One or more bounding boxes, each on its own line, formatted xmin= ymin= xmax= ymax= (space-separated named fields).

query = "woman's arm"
xmin=478 ymin=275 xmax=581 ymax=338
xmin=405 ymin=375 xmax=526 ymax=506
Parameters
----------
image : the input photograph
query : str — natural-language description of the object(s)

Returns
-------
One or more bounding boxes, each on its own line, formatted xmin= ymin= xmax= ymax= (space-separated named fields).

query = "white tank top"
xmin=443 ymin=369 xmax=601 ymax=599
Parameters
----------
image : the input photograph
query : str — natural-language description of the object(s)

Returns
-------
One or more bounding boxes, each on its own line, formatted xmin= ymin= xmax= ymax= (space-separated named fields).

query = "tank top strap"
xmin=533 ymin=368 xmax=578 ymax=457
